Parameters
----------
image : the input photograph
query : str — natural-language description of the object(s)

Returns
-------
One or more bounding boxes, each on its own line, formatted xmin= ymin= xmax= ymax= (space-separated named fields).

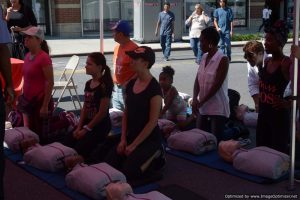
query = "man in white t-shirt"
xmin=243 ymin=41 xmax=265 ymax=111
xmin=258 ymin=5 xmax=271 ymax=32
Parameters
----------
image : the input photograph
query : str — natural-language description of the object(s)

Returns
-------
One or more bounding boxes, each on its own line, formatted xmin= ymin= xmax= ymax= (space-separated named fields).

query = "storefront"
xmin=1 ymin=0 xmax=272 ymax=38
xmin=81 ymin=0 xmax=133 ymax=35
xmin=80 ymin=0 xmax=249 ymax=36
xmin=1 ymin=0 xmax=50 ymax=34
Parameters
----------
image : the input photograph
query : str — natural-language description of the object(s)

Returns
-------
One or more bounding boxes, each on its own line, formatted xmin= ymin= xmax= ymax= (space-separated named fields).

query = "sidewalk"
xmin=47 ymin=36 xmax=248 ymax=57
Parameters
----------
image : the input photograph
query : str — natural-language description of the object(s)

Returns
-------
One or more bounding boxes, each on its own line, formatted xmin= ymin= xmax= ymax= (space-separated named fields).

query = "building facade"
xmin=1 ymin=0 xmax=293 ymax=38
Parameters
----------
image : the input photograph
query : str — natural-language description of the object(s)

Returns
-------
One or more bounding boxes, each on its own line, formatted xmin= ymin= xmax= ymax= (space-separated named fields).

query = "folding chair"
xmin=52 ymin=55 xmax=82 ymax=110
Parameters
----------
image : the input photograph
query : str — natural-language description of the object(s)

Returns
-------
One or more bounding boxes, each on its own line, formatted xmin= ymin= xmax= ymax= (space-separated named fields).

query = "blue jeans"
xmin=190 ymin=38 xmax=202 ymax=63
xmin=0 ymin=89 xmax=4 ymax=199
xmin=112 ymin=84 xmax=125 ymax=111
xmin=218 ymin=32 xmax=231 ymax=61
xmin=160 ymin=34 xmax=172 ymax=59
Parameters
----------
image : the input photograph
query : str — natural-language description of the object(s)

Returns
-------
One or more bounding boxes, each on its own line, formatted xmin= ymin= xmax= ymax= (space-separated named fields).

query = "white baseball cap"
xmin=21 ymin=27 xmax=44 ymax=41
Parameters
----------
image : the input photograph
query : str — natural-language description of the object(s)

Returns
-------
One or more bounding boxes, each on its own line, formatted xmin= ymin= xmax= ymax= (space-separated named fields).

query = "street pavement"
xmin=51 ymin=43 xmax=293 ymax=112
xmin=47 ymin=37 xmax=251 ymax=57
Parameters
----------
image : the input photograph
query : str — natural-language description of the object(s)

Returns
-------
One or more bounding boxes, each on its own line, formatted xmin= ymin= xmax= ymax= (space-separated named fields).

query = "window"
xmin=82 ymin=0 xmax=133 ymax=35
xmin=228 ymin=0 xmax=247 ymax=27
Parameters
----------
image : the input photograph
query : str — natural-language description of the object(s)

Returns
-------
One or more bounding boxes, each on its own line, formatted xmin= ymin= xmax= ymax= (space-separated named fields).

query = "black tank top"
xmin=259 ymin=58 xmax=289 ymax=110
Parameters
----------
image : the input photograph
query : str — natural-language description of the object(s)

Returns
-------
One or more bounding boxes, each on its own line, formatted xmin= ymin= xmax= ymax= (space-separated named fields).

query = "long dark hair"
xmin=88 ymin=52 xmax=113 ymax=96
xmin=41 ymin=40 xmax=50 ymax=54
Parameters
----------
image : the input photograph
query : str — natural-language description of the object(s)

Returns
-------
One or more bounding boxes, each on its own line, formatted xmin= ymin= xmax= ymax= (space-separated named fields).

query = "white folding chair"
xmin=52 ymin=55 xmax=82 ymax=110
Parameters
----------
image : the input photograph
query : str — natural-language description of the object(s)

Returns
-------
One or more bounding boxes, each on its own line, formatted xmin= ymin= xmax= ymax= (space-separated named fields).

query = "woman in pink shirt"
xmin=20 ymin=26 xmax=53 ymax=142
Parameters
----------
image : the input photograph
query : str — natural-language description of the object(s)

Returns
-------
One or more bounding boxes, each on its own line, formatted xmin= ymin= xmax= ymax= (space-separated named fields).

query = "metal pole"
xmin=99 ymin=0 xmax=104 ymax=54
xmin=289 ymin=0 xmax=299 ymax=191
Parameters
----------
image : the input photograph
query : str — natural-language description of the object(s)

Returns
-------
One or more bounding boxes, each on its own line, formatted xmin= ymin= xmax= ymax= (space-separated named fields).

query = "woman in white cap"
xmin=19 ymin=26 xmax=54 ymax=143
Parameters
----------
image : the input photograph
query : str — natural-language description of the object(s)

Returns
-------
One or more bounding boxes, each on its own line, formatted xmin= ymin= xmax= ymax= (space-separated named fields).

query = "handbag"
xmin=11 ymin=31 xmax=25 ymax=60
xmin=17 ymin=94 xmax=36 ymax=115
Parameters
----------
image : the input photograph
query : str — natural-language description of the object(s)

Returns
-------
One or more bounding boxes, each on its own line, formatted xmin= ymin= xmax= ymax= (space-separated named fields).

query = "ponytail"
xmin=41 ymin=40 xmax=50 ymax=54
xmin=101 ymin=65 xmax=113 ymax=96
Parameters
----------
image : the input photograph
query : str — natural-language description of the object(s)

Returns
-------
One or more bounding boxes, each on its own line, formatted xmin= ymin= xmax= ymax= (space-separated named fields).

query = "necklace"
xmin=29 ymin=53 xmax=36 ymax=61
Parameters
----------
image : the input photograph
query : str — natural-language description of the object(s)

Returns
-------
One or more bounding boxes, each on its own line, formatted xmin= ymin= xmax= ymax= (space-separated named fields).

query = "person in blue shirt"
xmin=0 ymin=5 xmax=14 ymax=199
xmin=155 ymin=2 xmax=175 ymax=61
xmin=213 ymin=0 xmax=233 ymax=61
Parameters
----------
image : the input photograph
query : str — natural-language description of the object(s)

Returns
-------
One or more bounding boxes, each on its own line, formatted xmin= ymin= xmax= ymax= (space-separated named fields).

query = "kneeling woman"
xmin=63 ymin=52 xmax=113 ymax=159
xmin=105 ymin=46 xmax=164 ymax=180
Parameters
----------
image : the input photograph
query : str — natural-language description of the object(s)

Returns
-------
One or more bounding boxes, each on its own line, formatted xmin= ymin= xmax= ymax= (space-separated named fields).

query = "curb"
xmin=50 ymin=42 xmax=246 ymax=58
xmin=50 ymin=39 xmax=294 ymax=58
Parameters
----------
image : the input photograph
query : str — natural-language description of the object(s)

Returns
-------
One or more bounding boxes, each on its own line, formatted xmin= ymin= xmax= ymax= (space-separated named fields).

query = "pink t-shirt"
xmin=23 ymin=50 xmax=52 ymax=100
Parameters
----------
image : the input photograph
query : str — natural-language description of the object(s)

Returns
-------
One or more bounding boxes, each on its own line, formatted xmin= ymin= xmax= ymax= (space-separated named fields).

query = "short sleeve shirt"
xmin=158 ymin=11 xmax=175 ymax=35
xmin=23 ymin=51 xmax=52 ymax=100
xmin=84 ymin=79 xmax=112 ymax=121
xmin=125 ymin=78 xmax=162 ymax=144
xmin=113 ymin=40 xmax=138 ymax=85
xmin=0 ymin=6 xmax=11 ymax=43
xmin=213 ymin=7 xmax=233 ymax=33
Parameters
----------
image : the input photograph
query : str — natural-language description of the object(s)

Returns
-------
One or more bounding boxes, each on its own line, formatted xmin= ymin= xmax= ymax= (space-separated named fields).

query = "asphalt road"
xmin=52 ymin=44 xmax=293 ymax=111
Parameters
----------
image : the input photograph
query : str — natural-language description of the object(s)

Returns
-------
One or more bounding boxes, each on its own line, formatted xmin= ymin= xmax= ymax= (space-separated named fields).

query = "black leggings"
xmin=104 ymin=140 xmax=161 ymax=180
xmin=63 ymin=122 xmax=111 ymax=159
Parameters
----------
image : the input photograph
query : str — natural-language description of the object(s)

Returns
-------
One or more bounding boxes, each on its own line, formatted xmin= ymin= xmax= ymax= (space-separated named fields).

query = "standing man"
xmin=111 ymin=20 xmax=138 ymax=111
xmin=213 ymin=0 xmax=233 ymax=61
xmin=0 ymin=5 xmax=14 ymax=199
xmin=258 ymin=5 xmax=271 ymax=32
xmin=155 ymin=2 xmax=175 ymax=61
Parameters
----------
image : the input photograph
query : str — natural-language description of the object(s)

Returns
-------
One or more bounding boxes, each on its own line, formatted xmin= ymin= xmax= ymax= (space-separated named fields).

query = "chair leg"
xmin=73 ymin=87 xmax=82 ymax=109
xmin=55 ymin=88 xmax=67 ymax=111
xmin=68 ymin=88 xmax=77 ymax=110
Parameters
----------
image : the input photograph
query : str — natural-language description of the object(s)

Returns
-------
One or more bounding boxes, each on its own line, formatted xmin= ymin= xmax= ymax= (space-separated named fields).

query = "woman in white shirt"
xmin=192 ymin=27 xmax=230 ymax=142
xmin=185 ymin=4 xmax=210 ymax=64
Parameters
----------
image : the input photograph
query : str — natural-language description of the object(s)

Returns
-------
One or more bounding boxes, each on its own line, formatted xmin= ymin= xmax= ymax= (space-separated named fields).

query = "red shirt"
xmin=23 ymin=50 xmax=52 ymax=100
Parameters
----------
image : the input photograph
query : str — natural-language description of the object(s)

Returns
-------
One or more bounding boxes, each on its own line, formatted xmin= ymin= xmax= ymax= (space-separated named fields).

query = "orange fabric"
xmin=0 ymin=58 xmax=24 ymax=105
xmin=113 ymin=40 xmax=138 ymax=85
